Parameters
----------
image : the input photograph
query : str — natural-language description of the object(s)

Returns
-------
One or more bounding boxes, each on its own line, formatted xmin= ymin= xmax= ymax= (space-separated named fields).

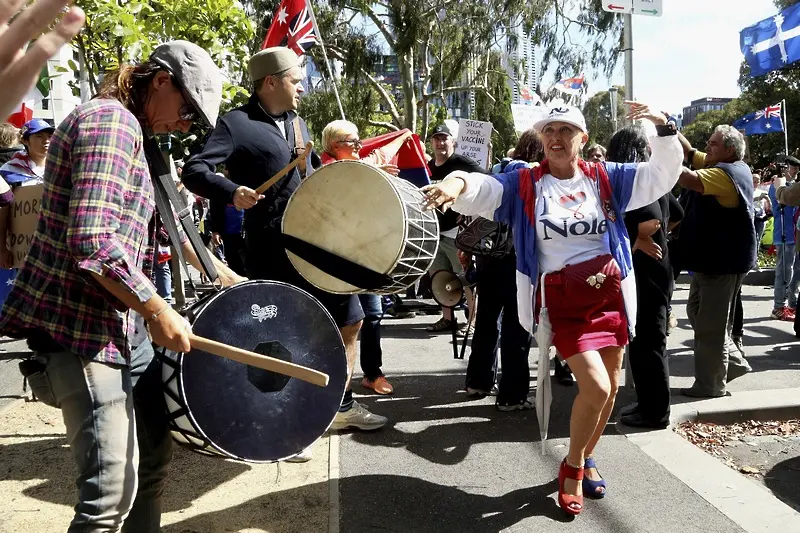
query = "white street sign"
xmin=602 ymin=0 xmax=662 ymax=17
xmin=633 ymin=0 xmax=662 ymax=17
xmin=602 ymin=1 xmax=632 ymax=15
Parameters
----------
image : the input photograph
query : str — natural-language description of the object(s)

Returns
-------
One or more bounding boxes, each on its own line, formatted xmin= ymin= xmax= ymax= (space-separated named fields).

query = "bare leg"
xmin=583 ymin=346 xmax=624 ymax=492
xmin=442 ymin=306 xmax=453 ymax=321
xmin=340 ymin=321 xmax=362 ymax=389
xmin=562 ymin=350 xmax=613 ymax=499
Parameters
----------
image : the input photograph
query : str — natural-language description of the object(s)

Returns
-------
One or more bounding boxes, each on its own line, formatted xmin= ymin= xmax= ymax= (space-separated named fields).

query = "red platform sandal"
xmin=558 ymin=458 xmax=584 ymax=516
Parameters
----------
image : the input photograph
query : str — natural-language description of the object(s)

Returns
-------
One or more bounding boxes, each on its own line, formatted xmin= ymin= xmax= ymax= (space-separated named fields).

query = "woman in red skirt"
xmin=423 ymin=102 xmax=683 ymax=516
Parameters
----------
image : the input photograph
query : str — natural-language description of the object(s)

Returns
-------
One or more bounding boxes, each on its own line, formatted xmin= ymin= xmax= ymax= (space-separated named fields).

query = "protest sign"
xmin=455 ymin=119 xmax=492 ymax=169
xmin=8 ymin=183 xmax=43 ymax=268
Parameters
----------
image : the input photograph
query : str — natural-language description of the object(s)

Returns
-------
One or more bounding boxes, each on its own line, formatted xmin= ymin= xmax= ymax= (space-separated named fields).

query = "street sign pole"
xmin=624 ymin=13 xmax=634 ymax=108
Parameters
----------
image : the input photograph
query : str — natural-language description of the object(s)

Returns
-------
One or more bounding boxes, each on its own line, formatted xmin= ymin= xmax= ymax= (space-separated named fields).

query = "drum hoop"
xmin=169 ymin=279 xmax=346 ymax=462
xmin=282 ymin=160 xmax=423 ymax=294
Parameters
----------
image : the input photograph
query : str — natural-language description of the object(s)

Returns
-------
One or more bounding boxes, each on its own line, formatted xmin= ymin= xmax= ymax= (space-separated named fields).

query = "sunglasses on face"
xmin=171 ymin=76 xmax=200 ymax=122
xmin=338 ymin=138 xmax=362 ymax=148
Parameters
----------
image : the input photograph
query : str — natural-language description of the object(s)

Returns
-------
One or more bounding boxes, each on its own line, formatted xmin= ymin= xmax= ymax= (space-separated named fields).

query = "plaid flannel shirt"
xmin=0 ymin=99 xmax=160 ymax=364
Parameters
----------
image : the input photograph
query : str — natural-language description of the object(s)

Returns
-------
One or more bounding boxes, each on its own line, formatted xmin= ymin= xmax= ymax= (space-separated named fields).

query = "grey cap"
xmin=150 ymin=40 xmax=223 ymax=127
xmin=249 ymin=47 xmax=300 ymax=82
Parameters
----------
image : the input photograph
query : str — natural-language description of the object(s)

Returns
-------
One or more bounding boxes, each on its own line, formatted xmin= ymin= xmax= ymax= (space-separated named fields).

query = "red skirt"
xmin=535 ymin=254 xmax=629 ymax=359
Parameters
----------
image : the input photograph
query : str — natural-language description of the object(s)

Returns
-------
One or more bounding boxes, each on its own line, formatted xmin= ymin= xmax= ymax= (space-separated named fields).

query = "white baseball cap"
xmin=533 ymin=105 xmax=587 ymax=133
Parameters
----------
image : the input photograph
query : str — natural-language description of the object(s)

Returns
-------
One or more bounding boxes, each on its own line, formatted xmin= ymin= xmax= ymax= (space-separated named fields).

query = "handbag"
xmin=557 ymin=254 xmax=621 ymax=306
xmin=455 ymin=217 xmax=513 ymax=258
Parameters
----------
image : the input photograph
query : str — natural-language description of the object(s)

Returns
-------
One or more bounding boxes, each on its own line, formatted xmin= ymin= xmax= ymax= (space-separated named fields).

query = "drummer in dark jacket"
xmin=182 ymin=47 xmax=387 ymax=454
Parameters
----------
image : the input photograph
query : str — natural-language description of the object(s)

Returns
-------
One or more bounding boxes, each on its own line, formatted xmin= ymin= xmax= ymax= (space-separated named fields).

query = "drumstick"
xmin=255 ymin=141 xmax=313 ymax=195
xmin=188 ymin=333 xmax=329 ymax=388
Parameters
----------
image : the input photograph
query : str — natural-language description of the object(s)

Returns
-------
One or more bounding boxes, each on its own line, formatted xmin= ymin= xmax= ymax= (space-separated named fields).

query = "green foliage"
xmin=475 ymin=53 xmax=518 ymax=163
xmin=314 ymin=0 xmax=623 ymax=132
xmin=75 ymin=0 xmax=255 ymax=101
xmin=582 ymin=86 xmax=626 ymax=149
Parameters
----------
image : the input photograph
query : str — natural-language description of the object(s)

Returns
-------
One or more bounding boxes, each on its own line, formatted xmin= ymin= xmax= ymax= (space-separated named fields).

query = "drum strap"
xmin=143 ymin=136 xmax=220 ymax=286
xmin=280 ymin=233 xmax=394 ymax=290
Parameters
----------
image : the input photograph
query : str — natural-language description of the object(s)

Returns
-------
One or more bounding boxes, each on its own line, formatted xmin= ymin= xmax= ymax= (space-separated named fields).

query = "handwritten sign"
xmin=455 ymin=119 xmax=492 ymax=169
xmin=511 ymin=104 xmax=549 ymax=134
xmin=8 ymin=184 xmax=43 ymax=268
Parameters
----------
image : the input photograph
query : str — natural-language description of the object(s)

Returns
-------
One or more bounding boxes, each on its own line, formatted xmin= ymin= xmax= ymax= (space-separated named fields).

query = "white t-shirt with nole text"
xmin=536 ymin=171 xmax=610 ymax=273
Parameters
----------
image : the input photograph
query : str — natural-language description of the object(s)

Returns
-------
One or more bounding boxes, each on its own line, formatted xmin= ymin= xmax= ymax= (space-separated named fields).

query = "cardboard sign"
xmin=455 ymin=119 xmax=492 ymax=169
xmin=511 ymin=104 xmax=549 ymax=134
xmin=7 ymin=183 xmax=43 ymax=268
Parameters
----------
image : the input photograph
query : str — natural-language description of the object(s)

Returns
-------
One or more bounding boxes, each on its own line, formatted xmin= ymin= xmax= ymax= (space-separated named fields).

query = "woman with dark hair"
xmin=608 ymin=123 xmax=683 ymax=429
xmin=423 ymin=103 xmax=682 ymax=516
xmin=464 ymin=129 xmax=543 ymax=407
xmin=0 ymin=41 xmax=244 ymax=531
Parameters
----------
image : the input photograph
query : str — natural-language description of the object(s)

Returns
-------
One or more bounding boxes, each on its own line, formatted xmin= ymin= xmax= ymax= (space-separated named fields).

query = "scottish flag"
xmin=732 ymin=102 xmax=784 ymax=135
xmin=741 ymin=3 xmax=800 ymax=77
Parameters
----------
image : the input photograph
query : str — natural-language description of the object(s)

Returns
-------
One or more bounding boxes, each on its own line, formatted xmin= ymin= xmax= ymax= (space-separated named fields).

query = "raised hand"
xmin=0 ymin=0 xmax=85 ymax=120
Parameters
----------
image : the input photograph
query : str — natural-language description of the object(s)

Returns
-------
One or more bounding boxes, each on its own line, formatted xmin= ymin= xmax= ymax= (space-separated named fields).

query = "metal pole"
xmin=609 ymin=87 xmax=618 ymax=132
xmin=305 ymin=0 xmax=346 ymax=120
xmin=783 ymin=98 xmax=789 ymax=155
xmin=624 ymin=14 xmax=634 ymax=106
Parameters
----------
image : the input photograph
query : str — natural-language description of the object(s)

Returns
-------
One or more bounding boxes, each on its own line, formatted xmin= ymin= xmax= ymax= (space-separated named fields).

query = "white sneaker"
xmin=283 ymin=447 xmax=312 ymax=463
xmin=330 ymin=401 xmax=388 ymax=431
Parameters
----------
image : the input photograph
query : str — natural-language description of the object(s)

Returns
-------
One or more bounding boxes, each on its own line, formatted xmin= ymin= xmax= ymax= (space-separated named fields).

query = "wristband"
xmin=145 ymin=305 xmax=170 ymax=323
xmin=655 ymin=123 xmax=677 ymax=137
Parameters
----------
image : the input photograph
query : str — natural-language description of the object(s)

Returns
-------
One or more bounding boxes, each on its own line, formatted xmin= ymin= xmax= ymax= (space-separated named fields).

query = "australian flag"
xmin=262 ymin=0 xmax=317 ymax=55
xmin=741 ymin=3 xmax=800 ymax=77
xmin=732 ymin=102 xmax=784 ymax=135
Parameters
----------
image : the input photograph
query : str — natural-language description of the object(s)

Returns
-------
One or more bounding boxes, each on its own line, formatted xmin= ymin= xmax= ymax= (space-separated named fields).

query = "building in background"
xmin=682 ymin=97 xmax=733 ymax=127
xmin=32 ymin=45 xmax=83 ymax=126
xmin=503 ymin=27 xmax=538 ymax=106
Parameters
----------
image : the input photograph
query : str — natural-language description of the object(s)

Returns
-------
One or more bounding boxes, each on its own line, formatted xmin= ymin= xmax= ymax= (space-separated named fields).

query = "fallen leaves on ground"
xmin=675 ymin=419 xmax=800 ymax=475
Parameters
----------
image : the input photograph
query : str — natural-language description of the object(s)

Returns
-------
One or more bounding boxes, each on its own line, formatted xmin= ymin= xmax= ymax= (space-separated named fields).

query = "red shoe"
xmin=361 ymin=376 xmax=394 ymax=395
xmin=558 ymin=458 xmax=584 ymax=516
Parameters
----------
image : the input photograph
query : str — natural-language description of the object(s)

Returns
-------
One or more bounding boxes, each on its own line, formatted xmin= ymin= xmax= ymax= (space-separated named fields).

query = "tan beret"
xmin=249 ymin=47 xmax=300 ymax=81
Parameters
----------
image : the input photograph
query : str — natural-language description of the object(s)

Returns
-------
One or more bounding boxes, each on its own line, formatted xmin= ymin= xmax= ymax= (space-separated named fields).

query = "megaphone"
xmin=430 ymin=269 xmax=465 ymax=308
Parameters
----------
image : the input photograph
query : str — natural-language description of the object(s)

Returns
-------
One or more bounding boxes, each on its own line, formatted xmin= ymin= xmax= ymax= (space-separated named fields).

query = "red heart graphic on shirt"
xmin=557 ymin=192 xmax=587 ymax=209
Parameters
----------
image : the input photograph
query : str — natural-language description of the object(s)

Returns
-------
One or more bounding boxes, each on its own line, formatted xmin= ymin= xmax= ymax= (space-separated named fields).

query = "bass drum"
xmin=158 ymin=280 xmax=347 ymax=463
xmin=282 ymin=160 xmax=439 ymax=294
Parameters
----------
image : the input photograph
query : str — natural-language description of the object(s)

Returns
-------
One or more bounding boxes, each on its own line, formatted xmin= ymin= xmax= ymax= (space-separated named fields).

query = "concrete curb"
xmin=670 ymin=387 xmax=800 ymax=426
xmin=619 ymin=388 xmax=800 ymax=532
xmin=677 ymin=268 xmax=775 ymax=286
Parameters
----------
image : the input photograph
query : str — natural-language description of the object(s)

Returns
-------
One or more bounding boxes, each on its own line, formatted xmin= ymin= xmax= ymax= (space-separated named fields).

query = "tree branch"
xmin=361 ymin=69 xmax=403 ymax=126
xmin=368 ymin=119 xmax=399 ymax=131
xmin=359 ymin=3 xmax=396 ymax=49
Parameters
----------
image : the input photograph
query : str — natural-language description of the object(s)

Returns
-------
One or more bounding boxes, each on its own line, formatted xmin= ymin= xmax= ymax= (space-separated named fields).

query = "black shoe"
xmin=681 ymin=387 xmax=726 ymax=398
xmin=619 ymin=402 xmax=639 ymax=417
xmin=554 ymin=360 xmax=574 ymax=386
xmin=620 ymin=412 xmax=669 ymax=429
xmin=726 ymin=364 xmax=752 ymax=383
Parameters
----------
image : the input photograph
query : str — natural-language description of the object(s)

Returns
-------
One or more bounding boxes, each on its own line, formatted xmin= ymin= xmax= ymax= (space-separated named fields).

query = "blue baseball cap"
xmin=20 ymin=119 xmax=55 ymax=139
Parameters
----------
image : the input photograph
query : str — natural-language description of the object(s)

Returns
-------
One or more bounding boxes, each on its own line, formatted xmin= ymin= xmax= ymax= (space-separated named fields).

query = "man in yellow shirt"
xmin=673 ymin=126 xmax=755 ymax=398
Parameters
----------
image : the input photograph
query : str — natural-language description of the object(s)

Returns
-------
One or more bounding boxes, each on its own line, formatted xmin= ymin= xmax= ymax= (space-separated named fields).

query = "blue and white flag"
xmin=732 ymin=102 xmax=784 ymax=135
xmin=741 ymin=3 xmax=800 ymax=77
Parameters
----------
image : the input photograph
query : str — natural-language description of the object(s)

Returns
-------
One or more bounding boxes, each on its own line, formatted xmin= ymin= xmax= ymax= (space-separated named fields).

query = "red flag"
xmin=321 ymin=129 xmax=431 ymax=188
xmin=7 ymin=100 xmax=33 ymax=128
xmin=262 ymin=0 xmax=317 ymax=55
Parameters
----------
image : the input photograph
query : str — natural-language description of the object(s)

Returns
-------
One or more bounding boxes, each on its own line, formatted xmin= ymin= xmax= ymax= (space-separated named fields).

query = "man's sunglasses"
xmin=172 ymin=76 xmax=200 ymax=122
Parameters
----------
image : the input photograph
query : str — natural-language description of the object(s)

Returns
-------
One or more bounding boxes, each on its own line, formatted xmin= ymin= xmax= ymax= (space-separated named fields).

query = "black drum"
xmin=158 ymin=280 xmax=347 ymax=462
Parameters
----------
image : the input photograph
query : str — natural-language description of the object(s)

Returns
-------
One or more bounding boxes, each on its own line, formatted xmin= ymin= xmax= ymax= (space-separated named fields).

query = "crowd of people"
xmin=0 ymin=0 xmax=796 ymax=527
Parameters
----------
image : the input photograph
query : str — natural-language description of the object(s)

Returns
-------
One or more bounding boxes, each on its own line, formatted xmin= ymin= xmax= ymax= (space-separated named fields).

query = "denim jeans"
xmin=34 ymin=341 xmax=172 ymax=532
xmin=358 ymin=293 xmax=384 ymax=379
xmin=153 ymin=260 xmax=172 ymax=302
xmin=774 ymin=243 xmax=800 ymax=309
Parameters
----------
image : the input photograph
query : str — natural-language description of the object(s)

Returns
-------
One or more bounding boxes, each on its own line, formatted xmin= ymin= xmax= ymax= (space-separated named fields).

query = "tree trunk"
xmin=399 ymin=52 xmax=417 ymax=131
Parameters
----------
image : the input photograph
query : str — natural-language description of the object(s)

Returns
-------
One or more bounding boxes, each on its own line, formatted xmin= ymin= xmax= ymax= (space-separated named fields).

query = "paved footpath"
xmin=0 ymin=280 xmax=798 ymax=532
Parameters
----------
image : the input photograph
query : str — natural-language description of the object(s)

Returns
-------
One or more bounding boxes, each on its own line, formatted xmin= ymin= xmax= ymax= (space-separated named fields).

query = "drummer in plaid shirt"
xmin=0 ymin=42 xmax=243 ymax=533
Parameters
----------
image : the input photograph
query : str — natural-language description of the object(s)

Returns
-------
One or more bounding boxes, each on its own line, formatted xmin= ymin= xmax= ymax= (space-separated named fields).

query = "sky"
xmin=559 ymin=0 xmax=783 ymax=115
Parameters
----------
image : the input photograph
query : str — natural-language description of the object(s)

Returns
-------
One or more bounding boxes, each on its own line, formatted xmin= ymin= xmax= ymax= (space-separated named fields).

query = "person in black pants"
xmin=465 ymin=251 xmax=532 ymax=410
xmin=609 ymin=124 xmax=683 ymax=428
